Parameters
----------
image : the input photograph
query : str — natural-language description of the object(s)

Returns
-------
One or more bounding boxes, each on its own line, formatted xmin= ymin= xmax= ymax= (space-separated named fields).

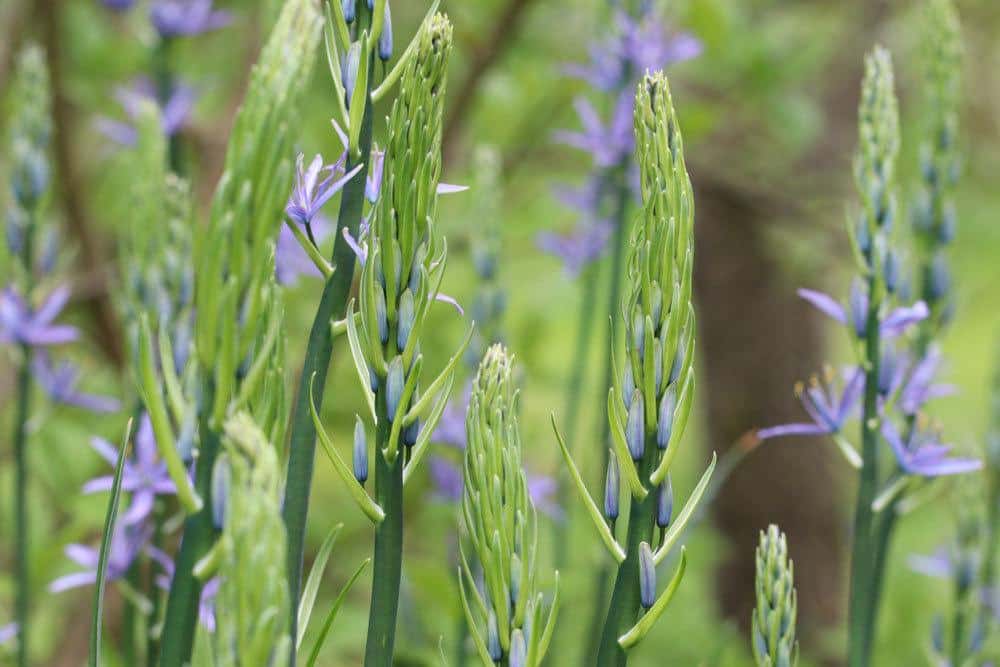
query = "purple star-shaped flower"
xmin=84 ymin=415 xmax=177 ymax=525
xmin=285 ymin=153 xmax=361 ymax=227
xmin=0 ymin=285 xmax=78 ymax=347
xmin=33 ymin=352 xmax=121 ymax=413
xmin=899 ymin=347 xmax=957 ymax=416
xmin=757 ymin=367 xmax=864 ymax=441
xmin=96 ymin=79 xmax=196 ymax=146
xmin=537 ymin=219 xmax=614 ymax=277
xmin=150 ymin=0 xmax=231 ymax=38
xmin=148 ymin=547 xmax=219 ymax=631
xmin=554 ymin=92 xmax=635 ymax=168
xmin=50 ymin=523 xmax=150 ymax=593
xmin=881 ymin=420 xmax=981 ymax=478
xmin=798 ymin=284 xmax=929 ymax=339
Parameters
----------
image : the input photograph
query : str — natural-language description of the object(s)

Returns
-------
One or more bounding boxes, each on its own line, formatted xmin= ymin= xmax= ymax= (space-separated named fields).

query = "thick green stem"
xmin=596 ymin=445 xmax=655 ymax=667
xmin=13 ymin=346 xmax=31 ymax=667
xmin=846 ymin=278 xmax=882 ymax=667
xmin=158 ymin=412 xmax=221 ymax=667
xmin=364 ymin=398 xmax=404 ymax=667
xmin=282 ymin=90 xmax=374 ymax=659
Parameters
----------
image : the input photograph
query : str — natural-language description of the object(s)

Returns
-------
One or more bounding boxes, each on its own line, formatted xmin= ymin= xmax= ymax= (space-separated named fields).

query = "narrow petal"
xmin=756 ymin=423 xmax=826 ymax=440
xmin=797 ymin=288 xmax=846 ymax=324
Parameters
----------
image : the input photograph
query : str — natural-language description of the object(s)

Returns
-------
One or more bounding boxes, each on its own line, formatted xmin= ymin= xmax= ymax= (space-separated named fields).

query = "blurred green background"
xmin=2 ymin=0 xmax=999 ymax=664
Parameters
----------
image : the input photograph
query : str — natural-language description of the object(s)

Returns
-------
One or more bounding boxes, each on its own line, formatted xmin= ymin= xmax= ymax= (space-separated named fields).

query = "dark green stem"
xmin=979 ymin=470 xmax=1000 ymax=628
xmin=846 ymin=277 xmax=882 ymax=667
xmin=13 ymin=345 xmax=31 ymax=667
xmin=364 ymin=397 xmax=404 ymax=667
xmin=158 ymin=410 xmax=221 ymax=667
xmin=282 ymin=89 xmax=374 ymax=658
xmin=596 ymin=445 xmax=655 ymax=667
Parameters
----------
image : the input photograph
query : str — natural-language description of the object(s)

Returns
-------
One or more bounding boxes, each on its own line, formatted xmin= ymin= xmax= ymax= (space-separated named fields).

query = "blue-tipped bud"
xmin=639 ymin=542 xmax=657 ymax=609
xmin=632 ymin=311 xmax=646 ymax=359
xmin=342 ymin=41 xmax=361 ymax=109
xmin=509 ymin=629 xmax=527 ymax=667
xmin=211 ymin=455 xmax=230 ymax=529
xmin=626 ymin=390 xmax=645 ymax=460
xmin=855 ymin=214 xmax=872 ymax=255
xmin=929 ymin=253 xmax=951 ymax=302
xmin=366 ymin=0 xmax=373 ymax=9
xmin=604 ymin=456 xmax=620 ymax=520
xmin=656 ymin=476 xmax=674 ymax=528
xmin=403 ymin=417 xmax=419 ymax=448
xmin=650 ymin=289 xmax=663 ymax=325
xmin=623 ymin=363 xmax=635 ymax=410
xmin=931 ymin=615 xmax=945 ymax=654
xmin=939 ymin=203 xmax=956 ymax=244
xmin=657 ymin=386 xmax=676 ymax=450
xmin=849 ymin=278 xmax=868 ymax=338
xmin=11 ymin=141 xmax=49 ymax=207
xmin=877 ymin=344 xmax=899 ymax=396
xmin=510 ymin=553 xmax=522 ymax=605
xmin=386 ymin=356 xmax=405 ymax=420
xmin=378 ymin=2 xmax=393 ymax=61
xmin=653 ymin=339 xmax=664 ymax=393
xmin=884 ymin=249 xmax=900 ymax=294
xmin=397 ymin=288 xmax=414 ymax=351
xmin=368 ymin=365 xmax=380 ymax=392
xmin=487 ymin=609 xmax=502 ymax=661
xmin=342 ymin=0 xmax=355 ymax=22
xmin=375 ymin=284 xmax=389 ymax=345
xmin=353 ymin=416 xmax=369 ymax=483
xmin=669 ymin=345 xmax=685 ymax=385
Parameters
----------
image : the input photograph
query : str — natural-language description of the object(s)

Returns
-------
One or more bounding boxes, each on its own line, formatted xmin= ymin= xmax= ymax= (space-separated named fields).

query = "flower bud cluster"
xmin=751 ymin=525 xmax=799 ymax=667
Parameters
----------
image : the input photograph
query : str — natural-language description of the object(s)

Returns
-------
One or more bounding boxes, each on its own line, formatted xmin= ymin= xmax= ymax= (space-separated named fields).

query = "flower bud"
xmin=929 ymin=253 xmax=950 ymax=302
xmin=378 ymin=2 xmax=393 ymax=62
xmin=849 ymin=279 xmax=867 ymax=338
xmin=939 ymin=203 xmax=956 ymax=244
xmin=510 ymin=553 xmax=522 ymax=605
xmin=386 ymin=355 xmax=405 ymax=420
xmin=342 ymin=41 xmax=361 ymax=109
xmin=656 ymin=476 xmax=674 ymax=528
xmin=626 ymin=390 xmax=645 ymax=460
xmin=668 ymin=345 xmax=685 ymax=386
xmin=353 ymin=416 xmax=369 ymax=483
xmin=883 ymin=249 xmax=900 ymax=294
xmin=657 ymin=386 xmax=676 ymax=450
xmin=623 ymin=362 xmax=635 ymax=410
xmin=509 ymin=629 xmax=527 ymax=667
xmin=632 ymin=311 xmax=646 ymax=359
xmin=397 ymin=288 xmax=414 ymax=351
xmin=639 ymin=542 xmax=656 ymax=609
xmin=211 ymin=454 xmax=231 ymax=529
xmin=402 ymin=417 xmax=419 ymax=448
xmin=487 ymin=609 xmax=502 ymax=661
xmin=375 ymin=282 xmax=389 ymax=345
xmin=342 ymin=0 xmax=355 ymax=22
xmin=604 ymin=456 xmax=620 ymax=520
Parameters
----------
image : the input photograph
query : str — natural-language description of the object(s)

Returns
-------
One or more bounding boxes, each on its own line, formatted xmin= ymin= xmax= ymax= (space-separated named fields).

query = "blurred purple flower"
xmin=432 ymin=382 xmax=472 ymax=449
xmin=285 ymin=153 xmax=361 ymax=227
xmin=908 ymin=547 xmax=957 ymax=579
xmin=102 ymin=0 xmax=136 ymax=11
xmin=537 ymin=220 xmax=614 ymax=277
xmin=881 ymin=420 xmax=981 ymax=478
xmin=757 ymin=367 xmax=864 ymax=440
xmin=148 ymin=546 xmax=219 ymax=630
xmin=900 ymin=346 xmax=956 ymax=416
xmin=84 ymin=415 xmax=176 ymax=525
xmin=96 ymin=79 xmax=196 ymax=146
xmin=33 ymin=352 xmax=120 ymax=413
xmin=275 ymin=215 xmax=333 ymax=286
xmin=798 ymin=286 xmax=929 ymax=339
xmin=0 ymin=285 xmax=78 ymax=347
xmin=428 ymin=456 xmax=562 ymax=519
xmin=0 ymin=623 xmax=17 ymax=646
xmin=150 ymin=0 xmax=231 ymax=38
xmin=554 ymin=92 xmax=635 ymax=168
xmin=50 ymin=523 xmax=150 ymax=593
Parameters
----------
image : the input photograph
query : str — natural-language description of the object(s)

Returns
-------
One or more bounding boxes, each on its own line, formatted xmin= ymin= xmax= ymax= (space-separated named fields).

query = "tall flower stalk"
xmin=149 ymin=2 xmax=321 ymax=663
xmin=555 ymin=71 xmax=715 ymax=667
xmin=457 ymin=345 xmax=559 ymax=666
xmin=310 ymin=13 xmax=468 ymax=666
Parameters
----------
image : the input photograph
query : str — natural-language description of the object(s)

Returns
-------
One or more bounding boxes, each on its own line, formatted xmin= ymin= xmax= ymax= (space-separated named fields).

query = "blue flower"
xmin=0 ymin=285 xmax=78 ymax=347
xmin=148 ymin=547 xmax=219 ymax=631
xmin=33 ymin=353 xmax=120 ymax=413
xmin=757 ymin=367 xmax=864 ymax=440
xmin=797 ymin=285 xmax=929 ymax=339
xmin=0 ymin=624 xmax=17 ymax=647
xmin=96 ymin=79 xmax=196 ymax=146
xmin=285 ymin=152 xmax=362 ymax=227
xmin=536 ymin=219 xmax=613 ymax=277
xmin=150 ymin=0 xmax=231 ymax=39
xmin=881 ymin=419 xmax=981 ymax=478
xmin=50 ymin=523 xmax=151 ymax=593
xmin=83 ymin=415 xmax=177 ymax=525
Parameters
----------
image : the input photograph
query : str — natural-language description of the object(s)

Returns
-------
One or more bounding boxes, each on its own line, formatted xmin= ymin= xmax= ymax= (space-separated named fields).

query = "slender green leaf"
xmin=297 ymin=524 xmax=344 ymax=648
xmin=305 ymin=558 xmax=371 ymax=667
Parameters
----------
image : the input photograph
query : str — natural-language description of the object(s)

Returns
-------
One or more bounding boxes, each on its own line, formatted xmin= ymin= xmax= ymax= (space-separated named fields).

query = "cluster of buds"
xmin=751 ymin=525 xmax=799 ymax=667
xmin=556 ymin=71 xmax=715 ymax=658
xmin=7 ymin=46 xmax=51 ymax=229
xmin=457 ymin=345 xmax=559 ymax=666
xmin=209 ymin=413 xmax=291 ymax=667
xmin=912 ymin=0 xmax=962 ymax=328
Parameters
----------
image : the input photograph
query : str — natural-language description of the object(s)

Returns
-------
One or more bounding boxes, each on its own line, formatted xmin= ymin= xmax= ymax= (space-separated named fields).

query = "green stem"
xmin=979 ymin=470 xmax=1000 ymax=628
xmin=282 ymin=85 xmax=374 ymax=657
xmin=158 ymin=412 xmax=221 ymax=667
xmin=846 ymin=277 xmax=882 ymax=667
xmin=596 ymin=444 xmax=655 ymax=667
xmin=13 ymin=345 xmax=31 ymax=667
xmin=863 ymin=501 xmax=898 ymax=661
xmin=364 ymin=397 xmax=404 ymax=667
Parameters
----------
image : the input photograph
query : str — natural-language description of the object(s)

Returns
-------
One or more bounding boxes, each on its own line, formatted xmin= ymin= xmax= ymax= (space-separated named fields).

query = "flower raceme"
xmin=752 ymin=525 xmax=799 ymax=667
xmin=457 ymin=345 xmax=559 ymax=666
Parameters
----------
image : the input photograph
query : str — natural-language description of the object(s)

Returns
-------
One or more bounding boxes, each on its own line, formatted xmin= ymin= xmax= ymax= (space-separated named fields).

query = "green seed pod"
xmin=459 ymin=345 xmax=557 ymax=666
xmin=752 ymin=525 xmax=799 ymax=667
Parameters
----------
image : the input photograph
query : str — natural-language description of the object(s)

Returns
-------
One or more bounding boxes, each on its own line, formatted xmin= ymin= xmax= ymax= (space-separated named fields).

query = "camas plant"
xmin=751 ymin=525 xmax=799 ymax=667
xmin=310 ymin=13 xmax=468 ymax=666
xmin=555 ymin=70 xmax=716 ymax=666
xmin=128 ymin=2 xmax=324 ymax=663
xmin=457 ymin=344 xmax=559 ymax=666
